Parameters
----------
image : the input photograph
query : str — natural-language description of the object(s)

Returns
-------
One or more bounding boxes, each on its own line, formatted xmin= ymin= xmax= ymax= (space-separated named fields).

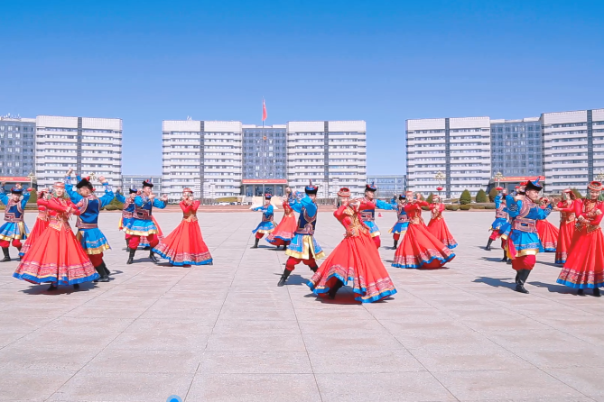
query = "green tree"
xmin=103 ymin=196 xmax=124 ymax=211
xmin=426 ymin=193 xmax=434 ymax=204
xmin=27 ymin=188 xmax=38 ymax=204
xmin=488 ymin=188 xmax=499 ymax=202
xmin=418 ymin=193 xmax=425 ymax=201
xmin=476 ymin=189 xmax=488 ymax=203
xmin=571 ymin=188 xmax=583 ymax=199
xmin=460 ymin=189 xmax=472 ymax=205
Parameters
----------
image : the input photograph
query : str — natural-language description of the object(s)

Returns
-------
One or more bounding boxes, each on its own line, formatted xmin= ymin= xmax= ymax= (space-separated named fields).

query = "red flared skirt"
xmin=266 ymin=215 xmax=297 ymax=246
xmin=427 ymin=218 xmax=458 ymax=249
xmin=308 ymin=232 xmax=397 ymax=303
xmin=19 ymin=218 xmax=49 ymax=257
xmin=152 ymin=219 xmax=212 ymax=266
xmin=536 ymin=219 xmax=558 ymax=252
xmin=392 ymin=223 xmax=455 ymax=269
xmin=13 ymin=226 xmax=98 ymax=285
xmin=557 ymin=227 xmax=604 ymax=289
xmin=555 ymin=221 xmax=575 ymax=264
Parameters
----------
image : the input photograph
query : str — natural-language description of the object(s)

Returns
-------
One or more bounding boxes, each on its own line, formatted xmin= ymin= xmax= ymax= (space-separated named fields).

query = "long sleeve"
xmin=589 ymin=203 xmax=604 ymax=226
xmin=289 ymin=198 xmax=302 ymax=213
xmin=37 ymin=198 xmax=49 ymax=208
xmin=19 ymin=192 xmax=31 ymax=209
xmin=333 ymin=204 xmax=348 ymax=221
xmin=376 ymin=199 xmax=394 ymax=210
xmin=134 ymin=196 xmax=144 ymax=207
xmin=45 ymin=198 xmax=70 ymax=213
xmin=301 ymin=196 xmax=317 ymax=216
xmin=115 ymin=192 xmax=126 ymax=203
xmin=99 ymin=183 xmax=115 ymax=208
xmin=574 ymin=199 xmax=585 ymax=218
xmin=505 ymin=195 xmax=522 ymax=218
xmin=266 ymin=205 xmax=274 ymax=216
xmin=64 ymin=176 xmax=83 ymax=203
xmin=153 ymin=199 xmax=166 ymax=209
xmin=0 ymin=188 xmax=8 ymax=206
xmin=534 ymin=203 xmax=553 ymax=219
xmin=494 ymin=194 xmax=502 ymax=209
xmin=191 ymin=200 xmax=200 ymax=212
xmin=180 ymin=201 xmax=192 ymax=214
xmin=557 ymin=201 xmax=575 ymax=213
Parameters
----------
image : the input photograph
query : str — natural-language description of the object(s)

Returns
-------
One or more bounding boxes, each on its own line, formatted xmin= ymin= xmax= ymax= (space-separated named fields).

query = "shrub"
xmin=471 ymin=204 xmax=486 ymax=209
xmin=421 ymin=206 xmax=430 ymax=211
xmin=103 ymin=197 xmax=124 ymax=211
xmin=476 ymin=189 xmax=488 ymax=203
xmin=571 ymin=188 xmax=583 ymax=199
xmin=460 ymin=189 xmax=472 ymax=205
xmin=426 ymin=193 xmax=434 ymax=204
xmin=27 ymin=189 xmax=38 ymax=204
xmin=488 ymin=188 xmax=499 ymax=202
xmin=484 ymin=204 xmax=496 ymax=209
xmin=460 ymin=204 xmax=471 ymax=210
xmin=445 ymin=205 xmax=460 ymax=211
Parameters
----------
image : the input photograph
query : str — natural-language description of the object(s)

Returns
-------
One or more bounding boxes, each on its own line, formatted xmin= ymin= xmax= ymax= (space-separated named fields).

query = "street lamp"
xmin=27 ymin=171 xmax=35 ymax=189
xmin=596 ymin=171 xmax=604 ymax=182
xmin=494 ymin=172 xmax=504 ymax=191
xmin=435 ymin=171 xmax=445 ymax=198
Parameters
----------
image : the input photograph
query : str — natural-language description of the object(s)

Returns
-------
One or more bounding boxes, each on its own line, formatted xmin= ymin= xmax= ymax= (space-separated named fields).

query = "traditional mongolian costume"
xmin=557 ymin=181 xmax=604 ymax=296
xmin=278 ymin=182 xmax=325 ymax=286
xmin=554 ymin=189 xmax=577 ymax=265
xmin=358 ymin=183 xmax=394 ymax=248
xmin=125 ymin=179 xmax=167 ymax=264
xmin=389 ymin=194 xmax=409 ymax=249
xmin=19 ymin=189 xmax=50 ymax=257
xmin=505 ymin=179 xmax=552 ymax=294
xmin=13 ymin=183 xmax=99 ymax=290
xmin=307 ymin=201 xmax=397 ymax=302
xmin=535 ymin=197 xmax=558 ymax=252
xmin=251 ymin=194 xmax=276 ymax=248
xmin=392 ymin=197 xmax=455 ymax=269
xmin=427 ymin=195 xmax=457 ymax=249
xmin=266 ymin=192 xmax=297 ymax=249
xmin=153 ymin=189 xmax=213 ymax=266
xmin=116 ymin=188 xmax=138 ymax=247
xmin=65 ymin=176 xmax=114 ymax=282
xmin=486 ymin=192 xmax=510 ymax=253
xmin=0 ymin=186 xmax=31 ymax=261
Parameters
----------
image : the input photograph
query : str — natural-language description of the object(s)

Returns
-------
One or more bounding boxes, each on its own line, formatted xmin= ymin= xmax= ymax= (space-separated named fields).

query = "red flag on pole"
xmin=262 ymin=100 xmax=267 ymax=122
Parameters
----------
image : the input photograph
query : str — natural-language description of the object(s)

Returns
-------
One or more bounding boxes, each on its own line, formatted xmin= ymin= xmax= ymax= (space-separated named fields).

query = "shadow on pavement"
xmin=473 ymin=276 xmax=515 ymax=290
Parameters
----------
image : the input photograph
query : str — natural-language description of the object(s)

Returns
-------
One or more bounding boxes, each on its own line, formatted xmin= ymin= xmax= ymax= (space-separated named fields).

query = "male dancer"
xmin=251 ymin=194 xmax=276 ymax=248
xmin=116 ymin=187 xmax=138 ymax=249
xmin=64 ymin=171 xmax=114 ymax=282
xmin=125 ymin=179 xmax=168 ymax=264
xmin=506 ymin=178 xmax=552 ymax=294
xmin=277 ymin=181 xmax=325 ymax=287
xmin=0 ymin=183 xmax=32 ymax=261
xmin=390 ymin=193 xmax=409 ymax=248
xmin=358 ymin=182 xmax=394 ymax=248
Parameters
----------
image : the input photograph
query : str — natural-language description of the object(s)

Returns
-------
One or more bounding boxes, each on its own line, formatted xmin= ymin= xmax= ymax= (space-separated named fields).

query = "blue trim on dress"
xmin=13 ymin=272 xmax=99 ymax=286
xmin=306 ymin=272 xmax=397 ymax=303
xmin=266 ymin=235 xmax=293 ymax=244
xmin=556 ymin=278 xmax=604 ymax=290
xmin=391 ymin=253 xmax=455 ymax=269
xmin=152 ymin=248 xmax=213 ymax=266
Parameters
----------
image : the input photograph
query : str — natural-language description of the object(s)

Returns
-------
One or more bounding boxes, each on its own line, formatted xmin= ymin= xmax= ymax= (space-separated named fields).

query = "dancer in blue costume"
xmin=278 ymin=181 xmax=325 ymax=287
xmin=358 ymin=183 xmax=395 ymax=248
xmin=0 ymin=183 xmax=31 ymax=261
xmin=250 ymin=194 xmax=276 ymax=248
xmin=65 ymin=170 xmax=115 ymax=282
xmin=116 ymin=187 xmax=138 ymax=248
xmin=389 ymin=192 xmax=410 ymax=249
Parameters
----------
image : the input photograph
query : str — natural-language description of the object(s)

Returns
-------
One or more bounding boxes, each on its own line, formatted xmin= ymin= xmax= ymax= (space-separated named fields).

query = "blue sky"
xmin=1 ymin=0 xmax=603 ymax=175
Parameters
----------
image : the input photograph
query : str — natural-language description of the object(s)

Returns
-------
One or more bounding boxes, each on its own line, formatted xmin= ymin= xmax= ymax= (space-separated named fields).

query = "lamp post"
xmin=596 ymin=171 xmax=604 ymax=182
xmin=435 ymin=171 xmax=445 ymax=198
xmin=27 ymin=171 xmax=35 ymax=190
xmin=494 ymin=171 xmax=504 ymax=192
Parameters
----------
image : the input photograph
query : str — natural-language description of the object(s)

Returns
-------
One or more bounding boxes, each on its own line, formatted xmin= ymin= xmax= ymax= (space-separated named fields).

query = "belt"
xmin=122 ymin=211 xmax=133 ymax=219
xmin=513 ymin=217 xmax=537 ymax=233
xmin=397 ymin=216 xmax=409 ymax=223
xmin=134 ymin=209 xmax=152 ymax=220
xmin=496 ymin=211 xmax=508 ymax=218
xmin=360 ymin=211 xmax=374 ymax=222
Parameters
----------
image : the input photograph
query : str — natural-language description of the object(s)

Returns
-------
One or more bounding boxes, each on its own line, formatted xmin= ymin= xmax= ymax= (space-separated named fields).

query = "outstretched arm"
xmin=63 ymin=175 xmax=82 ymax=203
xmin=115 ymin=191 xmax=126 ymax=203
xmin=20 ymin=191 xmax=31 ymax=209
xmin=376 ymin=199 xmax=394 ymax=210
xmin=99 ymin=183 xmax=115 ymax=208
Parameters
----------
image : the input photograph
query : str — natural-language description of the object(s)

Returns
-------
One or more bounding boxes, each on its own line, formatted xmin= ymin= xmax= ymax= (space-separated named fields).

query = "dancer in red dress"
xmin=427 ymin=194 xmax=457 ymax=249
xmin=392 ymin=193 xmax=455 ymax=269
xmin=153 ymin=188 xmax=213 ymax=266
xmin=267 ymin=187 xmax=297 ymax=249
xmin=307 ymin=199 xmax=397 ymax=302
xmin=13 ymin=182 xmax=99 ymax=290
xmin=553 ymin=189 xmax=577 ymax=264
xmin=535 ymin=197 xmax=559 ymax=252
xmin=557 ymin=181 xmax=604 ymax=296
xmin=19 ymin=188 xmax=50 ymax=257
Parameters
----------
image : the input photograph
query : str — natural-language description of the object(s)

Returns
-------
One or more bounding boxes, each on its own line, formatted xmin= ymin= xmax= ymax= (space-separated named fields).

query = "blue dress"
xmin=0 ymin=189 xmax=30 ymax=242
xmin=65 ymin=180 xmax=115 ymax=254
xmin=491 ymin=194 xmax=509 ymax=231
xmin=116 ymin=192 xmax=136 ymax=231
xmin=252 ymin=204 xmax=277 ymax=234
xmin=506 ymin=195 xmax=552 ymax=257
xmin=389 ymin=204 xmax=409 ymax=235
xmin=285 ymin=196 xmax=325 ymax=260
xmin=126 ymin=195 xmax=166 ymax=236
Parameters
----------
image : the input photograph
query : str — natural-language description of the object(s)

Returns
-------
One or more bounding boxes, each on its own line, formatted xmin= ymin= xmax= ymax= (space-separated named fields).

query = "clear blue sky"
xmin=1 ymin=0 xmax=603 ymax=175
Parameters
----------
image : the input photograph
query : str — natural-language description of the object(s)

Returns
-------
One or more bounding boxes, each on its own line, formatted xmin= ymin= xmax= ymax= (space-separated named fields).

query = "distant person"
xmin=427 ymin=194 xmax=457 ymax=249
xmin=250 ymin=194 xmax=276 ymax=248
xmin=19 ymin=188 xmax=50 ymax=258
xmin=389 ymin=194 xmax=408 ymax=249
xmin=552 ymin=189 xmax=577 ymax=265
xmin=358 ymin=182 xmax=395 ymax=248
xmin=535 ymin=197 xmax=558 ymax=253
xmin=0 ymin=183 xmax=32 ymax=261
xmin=266 ymin=187 xmax=297 ymax=250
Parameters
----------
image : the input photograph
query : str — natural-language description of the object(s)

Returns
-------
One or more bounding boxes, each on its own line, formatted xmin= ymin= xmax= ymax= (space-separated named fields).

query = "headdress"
xmin=337 ymin=187 xmax=351 ymax=198
xmin=562 ymin=188 xmax=576 ymax=200
xmin=53 ymin=182 xmax=65 ymax=189
xmin=588 ymin=181 xmax=603 ymax=192
xmin=264 ymin=193 xmax=272 ymax=200
xmin=182 ymin=187 xmax=193 ymax=193
xmin=76 ymin=176 xmax=93 ymax=191
xmin=10 ymin=186 xmax=23 ymax=195
xmin=142 ymin=179 xmax=154 ymax=188
xmin=129 ymin=187 xmax=138 ymax=194
xmin=365 ymin=182 xmax=377 ymax=192
xmin=398 ymin=194 xmax=406 ymax=200
xmin=305 ymin=180 xmax=318 ymax=195
xmin=525 ymin=178 xmax=542 ymax=192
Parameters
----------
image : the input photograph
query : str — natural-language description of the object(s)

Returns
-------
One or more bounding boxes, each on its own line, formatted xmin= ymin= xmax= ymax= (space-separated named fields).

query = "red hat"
xmin=588 ymin=181 xmax=603 ymax=192
xmin=337 ymin=187 xmax=351 ymax=198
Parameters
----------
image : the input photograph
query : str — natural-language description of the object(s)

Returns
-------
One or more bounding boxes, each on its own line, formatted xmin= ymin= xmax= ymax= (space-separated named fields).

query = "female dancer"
xmin=535 ymin=197 xmax=558 ymax=252
xmin=307 ymin=199 xmax=397 ymax=302
xmin=153 ymin=188 xmax=213 ymax=266
xmin=250 ymin=194 xmax=276 ymax=248
xmin=0 ymin=184 xmax=31 ymax=261
xmin=267 ymin=187 xmax=297 ymax=249
xmin=392 ymin=193 xmax=455 ymax=269
xmin=13 ymin=182 xmax=99 ymax=290
xmin=553 ymin=189 xmax=576 ymax=264
xmin=19 ymin=188 xmax=50 ymax=257
xmin=557 ymin=181 xmax=604 ymax=296
xmin=427 ymin=194 xmax=457 ymax=249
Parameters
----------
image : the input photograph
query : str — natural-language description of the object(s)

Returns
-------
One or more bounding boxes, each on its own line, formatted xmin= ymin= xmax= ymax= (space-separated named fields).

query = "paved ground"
xmin=1 ymin=210 xmax=603 ymax=402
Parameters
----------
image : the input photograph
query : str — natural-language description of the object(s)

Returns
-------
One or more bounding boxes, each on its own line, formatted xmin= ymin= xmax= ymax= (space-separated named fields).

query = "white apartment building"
xmin=406 ymin=117 xmax=491 ymax=198
xmin=35 ymin=116 xmax=122 ymax=189
xmin=162 ymin=120 xmax=243 ymax=201
xmin=287 ymin=121 xmax=367 ymax=197
xmin=0 ymin=116 xmax=36 ymax=177
xmin=542 ymin=108 xmax=604 ymax=193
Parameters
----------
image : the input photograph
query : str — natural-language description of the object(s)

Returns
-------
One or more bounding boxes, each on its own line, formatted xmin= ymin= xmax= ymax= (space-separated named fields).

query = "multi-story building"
xmin=542 ymin=108 xmax=604 ymax=193
xmin=161 ymin=120 xmax=243 ymax=201
xmin=490 ymin=117 xmax=542 ymax=177
xmin=406 ymin=117 xmax=491 ymax=198
xmin=122 ymin=175 xmax=162 ymax=193
xmin=0 ymin=115 xmax=36 ymax=176
xmin=35 ymin=115 xmax=123 ymax=189
xmin=366 ymin=175 xmax=406 ymax=199
xmin=162 ymin=119 xmax=367 ymax=200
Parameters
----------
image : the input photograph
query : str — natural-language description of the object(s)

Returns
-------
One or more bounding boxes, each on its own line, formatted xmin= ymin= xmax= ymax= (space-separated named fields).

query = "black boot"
xmin=593 ymin=287 xmax=601 ymax=297
xmin=2 ymin=247 xmax=10 ymax=262
xmin=251 ymin=238 xmax=259 ymax=249
xmin=515 ymin=269 xmax=530 ymax=294
xmin=98 ymin=262 xmax=110 ymax=282
xmin=277 ymin=269 xmax=292 ymax=287
xmin=328 ymin=280 xmax=344 ymax=299
xmin=127 ymin=249 xmax=136 ymax=264
xmin=578 ymin=289 xmax=584 ymax=296
xmin=149 ymin=250 xmax=159 ymax=263
xmin=393 ymin=239 xmax=398 ymax=249
xmin=501 ymin=251 xmax=508 ymax=262
xmin=73 ymin=283 xmax=80 ymax=290
xmin=48 ymin=283 xmax=57 ymax=291
xmin=485 ymin=238 xmax=493 ymax=251
xmin=310 ymin=265 xmax=318 ymax=273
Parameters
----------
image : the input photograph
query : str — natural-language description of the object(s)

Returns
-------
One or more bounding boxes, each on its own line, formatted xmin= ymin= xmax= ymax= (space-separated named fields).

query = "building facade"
xmin=122 ymin=175 xmax=162 ymax=194
xmin=162 ymin=120 xmax=367 ymax=201
xmin=0 ymin=115 xmax=36 ymax=177
xmin=406 ymin=117 xmax=491 ymax=198
xmin=490 ymin=118 xmax=542 ymax=177
xmin=366 ymin=175 xmax=406 ymax=199
xmin=542 ymin=109 xmax=604 ymax=193
xmin=35 ymin=116 xmax=123 ymax=189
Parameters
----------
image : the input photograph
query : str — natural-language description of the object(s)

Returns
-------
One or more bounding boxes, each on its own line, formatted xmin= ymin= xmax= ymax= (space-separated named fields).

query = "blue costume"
xmin=116 ymin=189 xmax=137 ymax=232
xmin=486 ymin=192 xmax=512 ymax=260
xmin=359 ymin=183 xmax=394 ymax=248
xmin=278 ymin=182 xmax=325 ymax=286
xmin=0 ymin=186 xmax=31 ymax=261
xmin=389 ymin=194 xmax=408 ymax=248
xmin=251 ymin=194 xmax=277 ymax=248
xmin=491 ymin=194 xmax=509 ymax=231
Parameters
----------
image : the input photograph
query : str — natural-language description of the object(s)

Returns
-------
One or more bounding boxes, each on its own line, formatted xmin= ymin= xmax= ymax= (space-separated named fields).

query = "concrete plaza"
xmin=1 ymin=210 xmax=603 ymax=402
